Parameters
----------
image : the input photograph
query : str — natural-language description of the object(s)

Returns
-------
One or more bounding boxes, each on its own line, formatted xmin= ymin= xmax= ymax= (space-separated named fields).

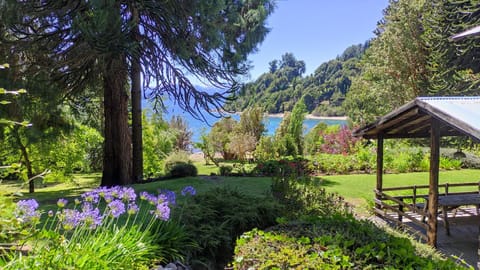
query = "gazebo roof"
xmin=353 ymin=96 xmax=480 ymax=142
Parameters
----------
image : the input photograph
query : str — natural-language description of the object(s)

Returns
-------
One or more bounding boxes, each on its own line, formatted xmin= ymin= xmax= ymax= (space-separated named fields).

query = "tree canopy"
xmin=1 ymin=0 xmax=275 ymax=185
xmin=345 ymin=0 xmax=480 ymax=124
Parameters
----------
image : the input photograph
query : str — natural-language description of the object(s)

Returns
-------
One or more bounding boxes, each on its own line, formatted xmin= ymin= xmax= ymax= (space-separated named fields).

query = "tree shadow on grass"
xmin=8 ymin=173 xmax=101 ymax=205
xmin=317 ymin=177 xmax=339 ymax=187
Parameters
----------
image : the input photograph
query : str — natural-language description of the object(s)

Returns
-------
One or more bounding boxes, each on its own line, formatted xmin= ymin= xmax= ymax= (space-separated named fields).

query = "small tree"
xmin=195 ymin=129 xmax=218 ymax=166
xmin=169 ymin=116 xmax=193 ymax=152
xmin=236 ymin=107 xmax=265 ymax=142
xmin=208 ymin=117 xmax=238 ymax=160
xmin=142 ymin=112 xmax=176 ymax=178
xmin=274 ymin=97 xmax=307 ymax=157
xmin=228 ymin=133 xmax=257 ymax=161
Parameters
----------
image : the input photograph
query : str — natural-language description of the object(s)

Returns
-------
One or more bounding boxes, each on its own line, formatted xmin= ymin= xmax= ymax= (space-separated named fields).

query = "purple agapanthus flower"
xmin=15 ymin=199 xmax=40 ymax=223
xmin=150 ymin=202 xmax=170 ymax=221
xmin=140 ymin=191 xmax=157 ymax=205
xmin=159 ymin=189 xmax=176 ymax=205
xmin=181 ymin=186 xmax=196 ymax=196
xmin=59 ymin=209 xmax=82 ymax=230
xmin=120 ymin=187 xmax=137 ymax=202
xmin=107 ymin=199 xmax=125 ymax=218
xmin=103 ymin=193 xmax=114 ymax=203
xmin=127 ymin=203 xmax=139 ymax=215
xmin=93 ymin=186 xmax=110 ymax=199
xmin=81 ymin=190 xmax=100 ymax=204
xmin=57 ymin=198 xmax=68 ymax=208
xmin=80 ymin=203 xmax=103 ymax=229
xmin=139 ymin=191 xmax=150 ymax=200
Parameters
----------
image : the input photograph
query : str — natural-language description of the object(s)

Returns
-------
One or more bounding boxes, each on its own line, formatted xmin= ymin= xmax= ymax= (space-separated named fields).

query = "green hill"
xmin=226 ymin=42 xmax=369 ymax=116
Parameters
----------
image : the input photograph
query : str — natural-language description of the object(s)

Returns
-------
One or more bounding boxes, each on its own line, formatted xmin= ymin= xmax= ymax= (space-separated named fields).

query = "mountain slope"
xmin=226 ymin=43 xmax=369 ymax=116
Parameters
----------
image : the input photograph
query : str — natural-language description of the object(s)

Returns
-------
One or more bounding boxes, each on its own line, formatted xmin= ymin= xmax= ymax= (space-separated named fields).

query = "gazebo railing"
xmin=374 ymin=182 xmax=480 ymax=241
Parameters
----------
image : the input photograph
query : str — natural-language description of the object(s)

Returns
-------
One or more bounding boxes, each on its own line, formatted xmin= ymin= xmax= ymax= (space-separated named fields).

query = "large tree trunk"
xmin=131 ymin=6 xmax=143 ymax=183
xmin=131 ymin=57 xmax=142 ymax=182
xmin=101 ymin=55 xmax=132 ymax=186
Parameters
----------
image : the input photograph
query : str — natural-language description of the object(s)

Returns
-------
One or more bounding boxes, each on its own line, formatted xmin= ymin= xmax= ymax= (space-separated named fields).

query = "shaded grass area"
xmin=133 ymin=176 xmax=271 ymax=198
xmin=2 ymin=173 xmax=101 ymax=204
xmin=2 ymin=174 xmax=272 ymax=208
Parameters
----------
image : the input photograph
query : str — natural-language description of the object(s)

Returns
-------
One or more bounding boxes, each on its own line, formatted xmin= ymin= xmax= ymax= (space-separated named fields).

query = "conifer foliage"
xmin=0 ymin=0 xmax=275 ymax=185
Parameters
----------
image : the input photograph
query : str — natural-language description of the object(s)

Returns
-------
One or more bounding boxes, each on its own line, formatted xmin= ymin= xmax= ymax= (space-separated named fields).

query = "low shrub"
xmin=255 ymin=157 xmax=310 ymax=177
xmin=174 ymin=187 xmax=283 ymax=269
xmin=233 ymin=216 xmax=465 ymax=269
xmin=271 ymin=175 xmax=351 ymax=219
xmin=163 ymin=151 xmax=191 ymax=173
xmin=310 ymin=153 xmax=358 ymax=174
xmin=149 ymin=220 xmax=197 ymax=265
xmin=168 ymin=162 xmax=198 ymax=178
xmin=441 ymin=149 xmax=480 ymax=169
xmin=219 ymin=165 xmax=233 ymax=176
xmin=163 ymin=151 xmax=197 ymax=178
xmin=440 ymin=156 xmax=462 ymax=170
xmin=387 ymin=148 xmax=425 ymax=173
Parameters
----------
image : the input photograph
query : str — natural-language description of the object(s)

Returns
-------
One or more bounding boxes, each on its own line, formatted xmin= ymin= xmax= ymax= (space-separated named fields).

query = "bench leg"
xmin=422 ymin=203 xmax=428 ymax=223
xmin=442 ymin=206 xmax=450 ymax=236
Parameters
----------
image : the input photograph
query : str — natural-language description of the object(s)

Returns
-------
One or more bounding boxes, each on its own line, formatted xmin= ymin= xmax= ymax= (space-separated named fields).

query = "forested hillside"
xmin=225 ymin=43 xmax=369 ymax=116
xmin=344 ymin=0 xmax=480 ymax=124
xmin=229 ymin=0 xmax=480 ymax=124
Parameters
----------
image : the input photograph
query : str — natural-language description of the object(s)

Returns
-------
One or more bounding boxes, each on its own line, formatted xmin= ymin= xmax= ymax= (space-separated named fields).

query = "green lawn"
xmin=3 ymin=169 xmax=479 ymax=212
xmin=320 ymin=169 xmax=480 ymax=206
xmin=2 ymin=174 xmax=271 ymax=207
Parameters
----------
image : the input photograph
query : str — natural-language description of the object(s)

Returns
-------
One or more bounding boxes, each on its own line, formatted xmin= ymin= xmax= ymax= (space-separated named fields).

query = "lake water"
xmin=163 ymin=110 xmax=346 ymax=144
xmin=144 ymin=99 xmax=346 ymax=144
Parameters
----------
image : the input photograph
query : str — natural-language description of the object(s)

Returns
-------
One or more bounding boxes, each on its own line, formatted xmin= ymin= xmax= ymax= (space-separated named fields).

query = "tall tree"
xmin=1 ymin=0 xmax=275 ymax=186
xmin=130 ymin=4 xmax=143 ymax=183
xmin=344 ymin=0 xmax=428 ymax=124
xmin=274 ymin=97 xmax=306 ymax=157
xmin=287 ymin=97 xmax=307 ymax=155
xmin=423 ymin=0 xmax=480 ymax=95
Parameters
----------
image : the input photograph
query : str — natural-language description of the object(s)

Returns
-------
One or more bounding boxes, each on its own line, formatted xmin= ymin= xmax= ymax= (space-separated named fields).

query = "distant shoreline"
xmin=233 ymin=111 xmax=348 ymax=121
xmin=266 ymin=113 xmax=348 ymax=121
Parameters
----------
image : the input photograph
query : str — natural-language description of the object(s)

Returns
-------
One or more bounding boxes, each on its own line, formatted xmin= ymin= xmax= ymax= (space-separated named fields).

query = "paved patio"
xmin=371 ymin=207 xmax=479 ymax=269
xmin=435 ymin=212 xmax=479 ymax=269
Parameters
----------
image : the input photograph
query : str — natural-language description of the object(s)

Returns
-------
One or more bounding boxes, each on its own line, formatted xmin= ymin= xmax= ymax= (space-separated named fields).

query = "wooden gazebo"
xmin=353 ymin=96 xmax=480 ymax=246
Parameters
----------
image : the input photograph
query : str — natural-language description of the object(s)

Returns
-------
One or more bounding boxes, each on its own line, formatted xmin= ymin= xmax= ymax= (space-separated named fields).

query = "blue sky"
xmin=246 ymin=0 xmax=390 ymax=80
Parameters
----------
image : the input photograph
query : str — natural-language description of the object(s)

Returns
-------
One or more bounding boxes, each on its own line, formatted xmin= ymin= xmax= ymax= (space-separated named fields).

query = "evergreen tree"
xmin=345 ymin=0 xmax=428 ymax=124
xmin=1 ymin=0 xmax=275 ymax=186
xmin=424 ymin=0 xmax=480 ymax=95
xmin=274 ymin=97 xmax=307 ymax=157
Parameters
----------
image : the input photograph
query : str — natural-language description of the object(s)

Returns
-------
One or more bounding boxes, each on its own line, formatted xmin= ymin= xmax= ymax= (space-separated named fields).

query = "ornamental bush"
xmin=233 ymin=216 xmax=465 ymax=269
xmin=163 ymin=150 xmax=197 ymax=178
xmin=168 ymin=162 xmax=198 ymax=178
xmin=174 ymin=187 xmax=283 ymax=269
xmin=255 ymin=157 xmax=310 ymax=177
xmin=271 ymin=175 xmax=351 ymax=219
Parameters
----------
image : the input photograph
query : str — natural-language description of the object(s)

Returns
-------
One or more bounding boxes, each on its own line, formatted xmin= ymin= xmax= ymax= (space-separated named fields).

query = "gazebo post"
xmin=427 ymin=118 xmax=440 ymax=247
xmin=375 ymin=134 xmax=384 ymax=213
